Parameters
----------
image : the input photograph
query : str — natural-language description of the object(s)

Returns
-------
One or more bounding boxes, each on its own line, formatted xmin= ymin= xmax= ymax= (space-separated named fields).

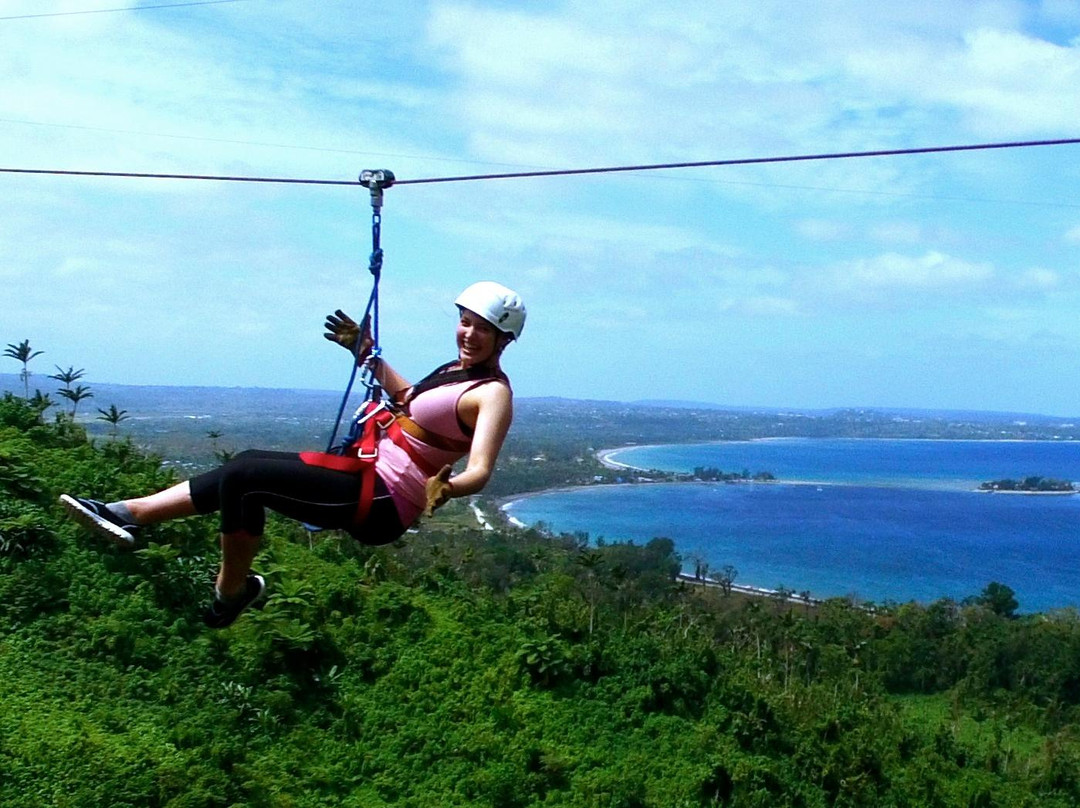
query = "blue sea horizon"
xmin=504 ymin=439 xmax=1080 ymax=613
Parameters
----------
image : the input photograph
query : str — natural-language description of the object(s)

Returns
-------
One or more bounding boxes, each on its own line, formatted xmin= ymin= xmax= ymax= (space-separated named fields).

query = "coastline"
xmin=492 ymin=445 xmax=811 ymax=600
xmin=490 ymin=485 xmax=829 ymax=606
xmin=676 ymin=573 xmax=824 ymax=607
xmin=976 ymin=488 xmax=1077 ymax=496
xmin=596 ymin=442 xmax=1077 ymax=496
xmin=500 ymin=442 xmax=946 ymax=521
xmin=595 ymin=445 xmax=654 ymax=472
xmin=482 ymin=441 xmax=1079 ymax=609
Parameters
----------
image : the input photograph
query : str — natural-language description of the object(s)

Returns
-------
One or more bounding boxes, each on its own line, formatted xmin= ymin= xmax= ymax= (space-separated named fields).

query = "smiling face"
xmin=456 ymin=307 xmax=506 ymax=368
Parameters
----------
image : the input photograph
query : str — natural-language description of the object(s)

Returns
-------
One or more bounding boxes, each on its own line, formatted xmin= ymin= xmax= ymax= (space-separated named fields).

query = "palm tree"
xmin=575 ymin=550 xmax=605 ymax=635
xmin=48 ymin=365 xmax=86 ymax=388
xmin=58 ymin=384 xmax=93 ymax=417
xmin=3 ymin=340 xmax=44 ymax=398
xmin=29 ymin=390 xmax=54 ymax=415
xmin=96 ymin=403 xmax=129 ymax=437
xmin=207 ymin=430 xmax=233 ymax=463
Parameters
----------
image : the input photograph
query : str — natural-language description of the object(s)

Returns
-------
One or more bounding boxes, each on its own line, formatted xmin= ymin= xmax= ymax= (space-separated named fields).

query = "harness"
xmin=302 ymin=367 xmax=499 ymax=524
xmin=304 ymin=169 xmax=405 ymax=526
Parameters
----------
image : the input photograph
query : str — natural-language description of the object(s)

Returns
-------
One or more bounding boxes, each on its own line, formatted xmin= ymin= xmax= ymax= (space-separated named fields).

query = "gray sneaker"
xmin=203 ymin=574 xmax=267 ymax=629
xmin=59 ymin=495 xmax=139 ymax=545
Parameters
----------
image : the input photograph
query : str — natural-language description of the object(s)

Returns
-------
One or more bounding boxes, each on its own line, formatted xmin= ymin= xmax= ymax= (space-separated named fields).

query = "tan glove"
xmin=424 ymin=465 xmax=455 ymax=516
xmin=323 ymin=310 xmax=372 ymax=359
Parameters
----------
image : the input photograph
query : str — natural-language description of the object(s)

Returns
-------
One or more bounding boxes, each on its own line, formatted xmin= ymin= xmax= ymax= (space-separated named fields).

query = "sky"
xmin=2 ymin=0 xmax=1080 ymax=415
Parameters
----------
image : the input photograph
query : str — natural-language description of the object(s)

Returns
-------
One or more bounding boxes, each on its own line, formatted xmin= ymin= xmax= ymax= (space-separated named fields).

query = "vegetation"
xmin=3 ymin=392 xmax=1080 ymax=806
xmin=979 ymin=476 xmax=1075 ymax=493
xmin=4 ymin=339 xmax=44 ymax=398
xmin=692 ymin=466 xmax=775 ymax=483
xmin=97 ymin=403 xmax=131 ymax=437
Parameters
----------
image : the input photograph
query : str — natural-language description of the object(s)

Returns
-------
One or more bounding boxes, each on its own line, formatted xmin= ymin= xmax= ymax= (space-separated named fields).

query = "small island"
xmin=693 ymin=465 xmax=776 ymax=483
xmin=979 ymin=475 xmax=1076 ymax=494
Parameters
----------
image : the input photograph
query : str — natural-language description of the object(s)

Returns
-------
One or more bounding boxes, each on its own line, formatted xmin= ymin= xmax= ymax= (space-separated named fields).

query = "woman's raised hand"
xmin=323 ymin=310 xmax=372 ymax=358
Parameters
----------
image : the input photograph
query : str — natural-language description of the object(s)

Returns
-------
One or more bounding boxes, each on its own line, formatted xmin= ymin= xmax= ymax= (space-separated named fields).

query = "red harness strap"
xmin=300 ymin=401 xmax=457 ymax=525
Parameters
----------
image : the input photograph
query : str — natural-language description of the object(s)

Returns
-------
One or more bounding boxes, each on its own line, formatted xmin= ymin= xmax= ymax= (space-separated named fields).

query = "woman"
xmin=60 ymin=281 xmax=526 ymax=629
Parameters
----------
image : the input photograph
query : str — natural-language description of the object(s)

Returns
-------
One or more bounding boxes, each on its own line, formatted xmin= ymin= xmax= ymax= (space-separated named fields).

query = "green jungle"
xmin=3 ymin=388 xmax=1080 ymax=807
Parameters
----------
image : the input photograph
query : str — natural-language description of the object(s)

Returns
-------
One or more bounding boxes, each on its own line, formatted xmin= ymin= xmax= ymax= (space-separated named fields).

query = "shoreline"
xmin=676 ymin=573 xmax=825 ymax=607
xmin=482 ymin=441 xmax=1080 ymax=608
xmin=492 ymin=448 xmax=817 ymax=601
xmin=595 ymin=443 xmax=1078 ymax=496
xmin=595 ymin=445 xmax=654 ymax=472
xmin=597 ymin=436 xmax=1080 ymax=467
xmin=976 ymin=488 xmax=1077 ymax=496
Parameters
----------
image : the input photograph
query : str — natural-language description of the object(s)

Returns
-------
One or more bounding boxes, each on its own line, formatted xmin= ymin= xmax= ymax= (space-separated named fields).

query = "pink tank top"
xmin=377 ymin=378 xmax=503 ymax=525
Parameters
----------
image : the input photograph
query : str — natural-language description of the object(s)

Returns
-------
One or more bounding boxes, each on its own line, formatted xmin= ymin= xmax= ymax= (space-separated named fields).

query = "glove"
xmin=424 ymin=465 xmax=455 ymax=516
xmin=323 ymin=310 xmax=372 ymax=359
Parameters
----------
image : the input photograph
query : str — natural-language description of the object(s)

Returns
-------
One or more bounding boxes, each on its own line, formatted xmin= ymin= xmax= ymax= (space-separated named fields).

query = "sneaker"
xmin=203 ymin=574 xmax=266 ymax=629
xmin=59 ymin=494 xmax=139 ymax=545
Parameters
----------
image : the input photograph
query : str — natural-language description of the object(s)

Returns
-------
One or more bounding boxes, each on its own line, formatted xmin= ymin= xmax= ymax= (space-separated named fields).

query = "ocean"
xmin=503 ymin=439 xmax=1080 ymax=613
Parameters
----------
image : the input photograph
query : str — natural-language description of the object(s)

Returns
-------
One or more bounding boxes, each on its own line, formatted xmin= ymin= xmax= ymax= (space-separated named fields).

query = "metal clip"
xmin=353 ymin=399 xmax=388 ymax=425
xmin=359 ymin=169 xmax=396 ymax=211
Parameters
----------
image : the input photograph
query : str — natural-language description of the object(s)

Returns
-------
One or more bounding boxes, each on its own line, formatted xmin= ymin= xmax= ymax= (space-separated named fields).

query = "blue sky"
xmin=2 ymin=0 xmax=1080 ymax=415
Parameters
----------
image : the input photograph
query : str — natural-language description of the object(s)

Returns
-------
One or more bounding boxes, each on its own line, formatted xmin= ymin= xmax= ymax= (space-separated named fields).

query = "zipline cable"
xmin=392 ymin=138 xmax=1080 ymax=186
xmin=0 ymin=167 xmax=355 ymax=185
xmin=1 ymin=137 xmax=1079 ymax=188
xmin=0 ymin=0 xmax=254 ymax=21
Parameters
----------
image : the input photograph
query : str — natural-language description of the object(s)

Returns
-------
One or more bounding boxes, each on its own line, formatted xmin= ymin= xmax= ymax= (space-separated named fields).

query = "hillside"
xmin=3 ymin=391 xmax=1080 ymax=806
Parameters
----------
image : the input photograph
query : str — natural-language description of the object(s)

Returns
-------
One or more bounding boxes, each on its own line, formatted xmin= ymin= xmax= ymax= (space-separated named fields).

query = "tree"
xmin=717 ymin=564 xmax=738 ymax=596
xmin=979 ymin=581 xmax=1019 ymax=618
xmin=96 ymin=404 xmax=130 ymax=437
xmin=206 ymin=430 xmax=235 ymax=463
xmin=576 ymin=549 xmax=605 ymax=635
xmin=48 ymin=365 xmax=86 ymax=388
xmin=687 ymin=552 xmax=709 ymax=581
xmin=3 ymin=340 xmax=44 ymax=398
xmin=57 ymin=384 xmax=93 ymax=417
xmin=28 ymin=390 xmax=54 ymax=415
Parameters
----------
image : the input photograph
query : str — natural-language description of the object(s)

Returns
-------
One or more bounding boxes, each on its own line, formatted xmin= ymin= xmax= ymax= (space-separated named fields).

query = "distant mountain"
xmin=4 ymin=375 xmax=1076 ymax=425
xmin=634 ymin=398 xmax=1078 ymax=423
xmin=0 ymin=374 xmax=342 ymax=415
xmin=5 ymin=376 xmax=1078 ymax=467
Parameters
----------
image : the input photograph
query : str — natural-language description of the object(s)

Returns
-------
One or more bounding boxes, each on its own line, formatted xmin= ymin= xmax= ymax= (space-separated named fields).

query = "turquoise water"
xmin=504 ymin=439 xmax=1080 ymax=612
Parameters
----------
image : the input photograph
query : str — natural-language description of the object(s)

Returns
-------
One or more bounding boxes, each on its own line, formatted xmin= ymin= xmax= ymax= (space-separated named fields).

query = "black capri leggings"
xmin=188 ymin=449 xmax=405 ymax=545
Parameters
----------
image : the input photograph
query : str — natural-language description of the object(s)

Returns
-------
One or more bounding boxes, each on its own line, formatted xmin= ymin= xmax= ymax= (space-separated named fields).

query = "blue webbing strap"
xmin=323 ymin=169 xmax=395 ymax=453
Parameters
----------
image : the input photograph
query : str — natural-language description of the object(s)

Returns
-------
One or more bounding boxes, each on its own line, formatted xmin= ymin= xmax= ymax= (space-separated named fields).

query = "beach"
xmin=595 ymin=445 xmax=653 ymax=472
xmin=495 ymin=444 xmax=667 ymax=528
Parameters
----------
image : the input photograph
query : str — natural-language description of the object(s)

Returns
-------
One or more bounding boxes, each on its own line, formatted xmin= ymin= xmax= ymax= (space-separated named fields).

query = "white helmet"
xmin=455 ymin=281 xmax=526 ymax=340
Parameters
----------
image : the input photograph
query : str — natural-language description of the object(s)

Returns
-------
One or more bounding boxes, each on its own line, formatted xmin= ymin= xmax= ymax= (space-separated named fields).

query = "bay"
xmin=503 ymin=439 xmax=1080 ymax=613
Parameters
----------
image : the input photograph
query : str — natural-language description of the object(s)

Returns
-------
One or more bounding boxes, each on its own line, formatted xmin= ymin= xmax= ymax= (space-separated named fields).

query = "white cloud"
xmin=844 ymin=251 xmax=994 ymax=289
xmin=809 ymin=251 xmax=997 ymax=310
xmin=1016 ymin=267 xmax=1059 ymax=290
xmin=847 ymin=26 xmax=1080 ymax=136
xmin=428 ymin=6 xmax=632 ymax=87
